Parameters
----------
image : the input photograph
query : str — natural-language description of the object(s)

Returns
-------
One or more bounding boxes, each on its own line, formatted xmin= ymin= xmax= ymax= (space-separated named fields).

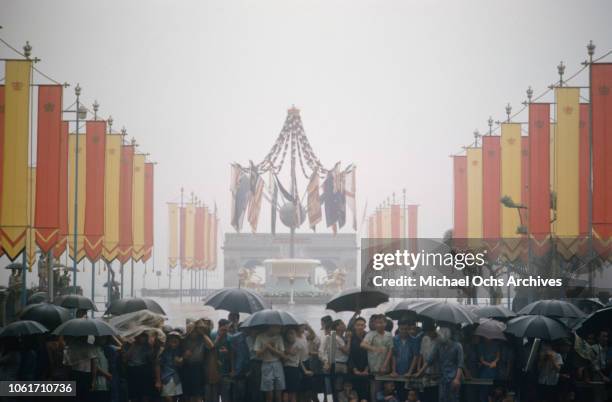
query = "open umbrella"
xmin=240 ymin=309 xmax=300 ymax=328
xmin=385 ymin=299 xmax=432 ymax=320
xmin=505 ymin=315 xmax=569 ymax=340
xmin=518 ymin=299 xmax=584 ymax=319
xmin=28 ymin=292 xmax=49 ymax=305
xmin=326 ymin=288 xmax=389 ymax=313
xmin=574 ymin=306 xmax=612 ymax=337
xmin=53 ymin=318 xmax=118 ymax=337
xmin=409 ymin=300 xmax=477 ymax=325
xmin=20 ymin=303 xmax=71 ymax=331
xmin=105 ymin=298 xmax=165 ymax=316
xmin=203 ymin=288 xmax=269 ymax=314
xmin=4 ymin=262 xmax=24 ymax=271
xmin=474 ymin=305 xmax=517 ymax=320
xmin=0 ymin=320 xmax=48 ymax=337
xmin=103 ymin=280 xmax=120 ymax=288
xmin=571 ymin=299 xmax=604 ymax=314
xmin=55 ymin=294 xmax=97 ymax=311
xmin=474 ymin=318 xmax=507 ymax=341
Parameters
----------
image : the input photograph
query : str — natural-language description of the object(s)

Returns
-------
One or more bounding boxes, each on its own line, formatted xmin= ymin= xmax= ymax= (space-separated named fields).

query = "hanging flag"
xmin=466 ymin=147 xmax=483 ymax=239
xmin=453 ymin=155 xmax=468 ymax=239
xmin=408 ymin=204 xmax=418 ymax=252
xmin=247 ymin=175 xmax=264 ymax=233
xmin=0 ymin=60 xmax=32 ymax=259
xmin=307 ymin=171 xmax=322 ymax=230
xmin=578 ymin=104 xmax=590 ymax=236
xmin=102 ymin=134 xmax=122 ymax=262
xmin=500 ymin=123 xmax=522 ymax=238
xmin=231 ymin=172 xmax=250 ymax=232
xmin=391 ymin=204 xmax=401 ymax=239
xmin=83 ymin=120 xmax=106 ymax=261
xmin=183 ymin=203 xmax=195 ymax=268
xmin=27 ymin=167 xmax=36 ymax=267
xmin=167 ymin=203 xmax=179 ymax=268
xmin=132 ymin=154 xmax=146 ymax=261
xmin=34 ymin=85 xmax=62 ymax=253
xmin=0 ymin=85 xmax=4 ymax=231
xmin=68 ymin=133 xmax=87 ymax=262
xmin=482 ymin=136 xmax=501 ymax=241
xmin=204 ymin=207 xmax=212 ymax=269
xmin=179 ymin=205 xmax=186 ymax=267
xmin=142 ymin=162 xmax=154 ymax=262
xmin=591 ymin=64 xmax=612 ymax=259
xmin=53 ymin=122 xmax=69 ymax=259
xmin=117 ymin=144 xmax=134 ymax=264
xmin=194 ymin=205 xmax=204 ymax=268
xmin=345 ymin=168 xmax=357 ymax=231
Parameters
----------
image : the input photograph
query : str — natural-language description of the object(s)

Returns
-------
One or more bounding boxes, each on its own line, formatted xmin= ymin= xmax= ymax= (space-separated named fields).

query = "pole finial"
xmin=505 ymin=103 xmax=512 ymax=123
xmin=23 ymin=41 xmax=32 ymax=59
xmin=107 ymin=115 xmax=113 ymax=130
xmin=587 ymin=40 xmax=595 ymax=62
xmin=487 ymin=116 xmax=493 ymax=135
xmin=75 ymin=83 xmax=81 ymax=97
xmin=557 ymin=61 xmax=565 ymax=86
xmin=526 ymin=86 xmax=533 ymax=103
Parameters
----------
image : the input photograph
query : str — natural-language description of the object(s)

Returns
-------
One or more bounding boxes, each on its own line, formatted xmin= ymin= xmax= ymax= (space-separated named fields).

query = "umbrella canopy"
xmin=0 ymin=320 xmax=48 ymax=337
xmin=203 ymin=288 xmax=269 ymax=314
xmin=20 ymin=303 xmax=71 ymax=331
xmin=105 ymin=298 xmax=166 ymax=316
xmin=4 ymin=262 xmax=24 ymax=271
xmin=103 ymin=280 xmax=120 ymax=288
xmin=53 ymin=318 xmax=118 ymax=337
xmin=28 ymin=292 xmax=49 ymax=305
xmin=505 ymin=315 xmax=569 ymax=341
xmin=55 ymin=294 xmax=97 ymax=311
xmin=240 ymin=309 xmax=300 ymax=328
xmin=474 ymin=318 xmax=507 ymax=341
xmin=574 ymin=306 xmax=612 ymax=337
xmin=385 ymin=299 xmax=432 ymax=320
xmin=474 ymin=305 xmax=517 ymax=320
xmin=409 ymin=300 xmax=477 ymax=325
xmin=571 ymin=299 xmax=604 ymax=314
xmin=326 ymin=288 xmax=389 ymax=313
xmin=518 ymin=299 xmax=584 ymax=319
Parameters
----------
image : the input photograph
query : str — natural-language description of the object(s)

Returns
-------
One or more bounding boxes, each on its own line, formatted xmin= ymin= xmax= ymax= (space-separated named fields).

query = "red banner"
xmin=453 ymin=155 xmax=468 ymax=239
xmin=179 ymin=206 xmax=186 ymax=267
xmin=143 ymin=163 xmax=154 ymax=262
xmin=117 ymin=145 xmax=134 ymax=263
xmin=579 ymin=104 xmax=590 ymax=236
xmin=407 ymin=204 xmax=418 ymax=252
xmin=211 ymin=208 xmax=218 ymax=269
xmin=194 ymin=205 xmax=204 ymax=268
xmin=482 ymin=136 xmax=501 ymax=240
xmin=53 ymin=122 xmax=69 ymax=259
xmin=390 ymin=204 xmax=401 ymax=238
xmin=83 ymin=121 xmax=106 ymax=261
xmin=0 ymin=86 xmax=4 ymax=227
xmin=528 ymin=104 xmax=551 ymax=243
xmin=591 ymin=63 xmax=612 ymax=258
xmin=375 ymin=209 xmax=382 ymax=238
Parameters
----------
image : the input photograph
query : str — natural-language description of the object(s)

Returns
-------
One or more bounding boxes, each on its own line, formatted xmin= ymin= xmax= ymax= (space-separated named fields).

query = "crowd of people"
xmin=1 ymin=310 xmax=612 ymax=402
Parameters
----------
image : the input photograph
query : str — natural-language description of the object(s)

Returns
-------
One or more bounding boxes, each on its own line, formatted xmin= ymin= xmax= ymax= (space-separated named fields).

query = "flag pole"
xmin=130 ymin=258 xmax=134 ymax=297
xmin=91 ymin=261 xmax=95 ymax=317
xmin=586 ymin=40 xmax=595 ymax=296
xmin=71 ymin=84 xmax=82 ymax=293
xmin=180 ymin=187 xmax=184 ymax=304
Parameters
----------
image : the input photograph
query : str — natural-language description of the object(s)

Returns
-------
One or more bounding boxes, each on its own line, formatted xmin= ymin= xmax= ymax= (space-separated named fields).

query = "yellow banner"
xmin=168 ymin=203 xmax=179 ymax=268
xmin=132 ymin=154 xmax=146 ymax=260
xmin=1 ymin=60 xmax=32 ymax=259
xmin=26 ymin=167 xmax=36 ymax=268
xmin=68 ymin=133 xmax=87 ymax=262
xmin=103 ymin=134 xmax=122 ymax=261
xmin=467 ymin=147 xmax=483 ymax=238
xmin=184 ymin=203 xmax=195 ymax=268
xmin=501 ymin=123 xmax=522 ymax=238
xmin=203 ymin=207 xmax=210 ymax=269
xmin=554 ymin=88 xmax=580 ymax=237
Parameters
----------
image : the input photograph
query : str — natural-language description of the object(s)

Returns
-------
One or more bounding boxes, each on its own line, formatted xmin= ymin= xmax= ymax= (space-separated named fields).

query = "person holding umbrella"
xmin=63 ymin=336 xmax=97 ymax=402
xmin=254 ymin=324 xmax=287 ymax=402
xmin=347 ymin=317 xmax=369 ymax=402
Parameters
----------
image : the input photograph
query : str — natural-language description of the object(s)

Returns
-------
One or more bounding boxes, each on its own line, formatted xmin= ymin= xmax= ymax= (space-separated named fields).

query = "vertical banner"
xmin=194 ymin=205 xmax=204 ymax=269
xmin=117 ymin=145 xmax=134 ymax=263
xmin=83 ymin=121 xmax=106 ymax=261
xmin=53 ymin=122 xmax=69 ymax=259
xmin=407 ymin=204 xmax=418 ymax=252
xmin=34 ymin=85 xmax=63 ymax=253
xmin=0 ymin=60 xmax=32 ymax=259
xmin=102 ymin=134 xmax=122 ymax=261
xmin=27 ymin=167 xmax=36 ymax=267
xmin=0 ymin=86 xmax=4 ymax=228
xmin=375 ymin=209 xmax=382 ymax=238
xmin=554 ymin=87 xmax=580 ymax=238
xmin=500 ymin=123 xmax=522 ymax=238
xmin=452 ymin=155 xmax=468 ymax=239
xmin=143 ymin=163 xmax=154 ymax=262
xmin=183 ymin=203 xmax=195 ymax=268
xmin=579 ymin=104 xmax=590 ymax=236
xmin=466 ymin=148 xmax=483 ymax=238
xmin=167 ymin=203 xmax=179 ymax=268
xmin=68 ymin=133 xmax=87 ymax=262
xmin=203 ymin=207 xmax=210 ymax=269
xmin=390 ymin=204 xmax=401 ymax=239
xmin=131 ymin=154 xmax=145 ymax=261
xmin=211 ymin=207 xmax=218 ymax=270
xmin=591 ymin=64 xmax=612 ymax=258
xmin=521 ymin=137 xmax=529 ymax=211
xmin=482 ymin=136 xmax=501 ymax=240
xmin=179 ymin=206 xmax=186 ymax=267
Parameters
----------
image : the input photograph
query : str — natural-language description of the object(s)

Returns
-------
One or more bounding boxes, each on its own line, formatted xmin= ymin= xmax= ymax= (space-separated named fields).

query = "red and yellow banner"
xmin=168 ymin=203 xmax=179 ymax=268
xmin=453 ymin=155 xmax=468 ymax=239
xmin=53 ymin=122 xmax=69 ymax=259
xmin=143 ymin=162 xmax=154 ymax=262
xmin=34 ymin=85 xmax=63 ymax=253
xmin=482 ymin=136 xmax=501 ymax=240
xmin=117 ymin=145 xmax=134 ymax=263
xmin=68 ymin=133 xmax=87 ymax=262
xmin=466 ymin=148 xmax=483 ymax=239
xmin=0 ymin=60 xmax=32 ymax=259
xmin=102 ymin=134 xmax=122 ymax=261
xmin=131 ymin=154 xmax=145 ymax=261
xmin=83 ymin=121 xmax=106 ymax=261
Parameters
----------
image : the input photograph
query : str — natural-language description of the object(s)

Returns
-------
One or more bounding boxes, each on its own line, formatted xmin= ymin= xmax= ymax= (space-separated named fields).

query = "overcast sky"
xmin=1 ymin=0 xmax=611 ymax=292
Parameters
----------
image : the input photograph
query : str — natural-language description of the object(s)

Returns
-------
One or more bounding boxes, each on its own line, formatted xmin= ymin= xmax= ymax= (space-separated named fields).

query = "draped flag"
xmin=53 ymin=122 xmax=69 ymax=259
xmin=143 ymin=163 xmax=154 ymax=262
xmin=84 ymin=121 xmax=106 ymax=261
xmin=34 ymin=85 xmax=62 ymax=253
xmin=167 ymin=203 xmax=179 ymax=268
xmin=345 ymin=168 xmax=357 ymax=231
xmin=0 ymin=60 xmax=32 ymax=259
xmin=194 ymin=205 xmax=205 ymax=268
xmin=102 ymin=134 xmax=122 ymax=262
xmin=466 ymin=147 xmax=483 ymax=239
xmin=307 ymin=171 xmax=322 ymax=230
xmin=131 ymin=154 xmax=146 ymax=261
xmin=183 ymin=203 xmax=195 ymax=268
xmin=528 ymin=103 xmax=551 ymax=254
xmin=500 ymin=123 xmax=522 ymax=238
xmin=579 ymin=104 xmax=590 ymax=236
xmin=482 ymin=136 xmax=501 ymax=256
xmin=27 ymin=167 xmax=36 ymax=267
xmin=68 ymin=133 xmax=87 ymax=262
xmin=0 ymin=85 xmax=4 ymax=233
xmin=591 ymin=64 xmax=612 ymax=259
xmin=117 ymin=144 xmax=134 ymax=263
xmin=247 ymin=174 xmax=264 ymax=233
xmin=453 ymin=155 xmax=468 ymax=239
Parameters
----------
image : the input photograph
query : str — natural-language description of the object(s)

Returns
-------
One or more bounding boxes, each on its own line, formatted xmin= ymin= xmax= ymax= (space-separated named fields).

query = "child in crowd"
xmin=338 ymin=380 xmax=359 ymax=402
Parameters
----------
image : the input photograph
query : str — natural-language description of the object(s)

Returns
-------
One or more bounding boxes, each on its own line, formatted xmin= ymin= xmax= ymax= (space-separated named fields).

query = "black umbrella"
xmin=105 ymin=298 xmax=166 ymax=316
xmin=103 ymin=280 xmax=120 ymax=288
xmin=55 ymin=294 xmax=97 ymax=311
xmin=571 ymin=299 xmax=604 ymax=314
xmin=505 ymin=315 xmax=569 ymax=340
xmin=326 ymin=287 xmax=389 ymax=313
xmin=574 ymin=306 xmax=612 ymax=337
xmin=517 ymin=299 xmax=584 ymax=319
xmin=240 ymin=309 xmax=300 ymax=328
xmin=4 ymin=262 xmax=24 ymax=271
xmin=28 ymin=292 xmax=49 ymax=305
xmin=385 ymin=299 xmax=432 ymax=320
xmin=409 ymin=300 xmax=477 ymax=325
xmin=0 ymin=320 xmax=48 ymax=337
xmin=474 ymin=305 xmax=517 ymax=320
xmin=20 ymin=303 xmax=71 ymax=331
xmin=203 ymin=288 xmax=269 ymax=314
xmin=53 ymin=318 xmax=118 ymax=337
